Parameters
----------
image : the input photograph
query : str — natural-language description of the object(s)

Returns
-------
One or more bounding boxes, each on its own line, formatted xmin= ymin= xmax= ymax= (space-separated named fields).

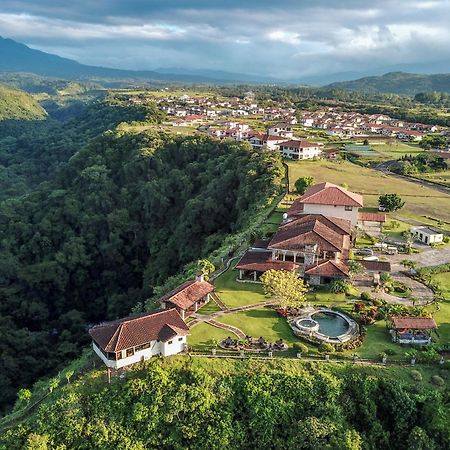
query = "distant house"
xmin=268 ymin=122 xmax=293 ymax=138
xmin=247 ymin=133 xmax=288 ymax=150
xmin=304 ymin=259 xmax=349 ymax=285
xmin=411 ymin=226 xmax=444 ymax=245
xmin=158 ymin=274 xmax=214 ymax=319
xmin=89 ymin=309 xmax=189 ymax=369
xmin=277 ymin=140 xmax=321 ymax=160
xmin=289 ymin=182 xmax=363 ymax=226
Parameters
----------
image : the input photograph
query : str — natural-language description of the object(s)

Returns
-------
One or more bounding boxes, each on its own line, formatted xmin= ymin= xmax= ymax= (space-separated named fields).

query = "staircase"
xmin=206 ymin=319 xmax=246 ymax=339
xmin=210 ymin=292 xmax=229 ymax=311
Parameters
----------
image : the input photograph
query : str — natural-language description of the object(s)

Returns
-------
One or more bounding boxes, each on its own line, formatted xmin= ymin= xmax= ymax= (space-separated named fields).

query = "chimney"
xmin=195 ymin=272 xmax=204 ymax=282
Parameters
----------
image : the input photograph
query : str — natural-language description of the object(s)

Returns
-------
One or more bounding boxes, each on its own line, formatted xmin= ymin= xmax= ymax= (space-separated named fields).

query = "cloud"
xmin=0 ymin=0 xmax=449 ymax=79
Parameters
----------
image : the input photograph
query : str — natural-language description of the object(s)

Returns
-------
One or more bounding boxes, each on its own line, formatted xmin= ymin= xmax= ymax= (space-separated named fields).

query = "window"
xmin=178 ymin=337 xmax=183 ymax=342
xmin=345 ymin=206 xmax=353 ymax=211
xmin=168 ymin=340 xmax=173 ymax=345
xmin=126 ymin=348 xmax=134 ymax=357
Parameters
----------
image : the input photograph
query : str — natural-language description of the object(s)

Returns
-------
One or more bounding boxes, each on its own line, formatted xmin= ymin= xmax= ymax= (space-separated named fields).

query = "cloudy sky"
xmin=0 ymin=0 xmax=449 ymax=79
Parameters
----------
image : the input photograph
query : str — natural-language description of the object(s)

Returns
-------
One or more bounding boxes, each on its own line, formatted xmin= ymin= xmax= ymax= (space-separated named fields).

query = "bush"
xmin=318 ymin=343 xmax=335 ymax=354
xmin=371 ymin=298 xmax=384 ymax=307
xmin=330 ymin=279 xmax=352 ymax=294
xmin=360 ymin=292 xmax=371 ymax=301
xmin=292 ymin=342 xmax=309 ymax=354
xmin=410 ymin=370 xmax=423 ymax=382
xmin=431 ymin=375 xmax=445 ymax=386
xmin=384 ymin=348 xmax=397 ymax=356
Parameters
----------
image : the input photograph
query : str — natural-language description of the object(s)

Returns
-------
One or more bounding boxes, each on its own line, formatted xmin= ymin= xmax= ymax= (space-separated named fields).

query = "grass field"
xmin=287 ymin=159 xmax=450 ymax=224
xmin=188 ymin=323 xmax=230 ymax=350
xmin=214 ymin=263 xmax=267 ymax=308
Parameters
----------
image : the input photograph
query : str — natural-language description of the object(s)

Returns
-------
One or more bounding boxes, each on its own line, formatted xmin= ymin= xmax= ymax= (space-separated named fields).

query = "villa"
xmin=288 ymin=182 xmax=363 ymax=226
xmin=277 ymin=140 xmax=322 ymax=160
xmin=158 ymin=274 xmax=214 ymax=319
xmin=89 ymin=308 xmax=190 ymax=369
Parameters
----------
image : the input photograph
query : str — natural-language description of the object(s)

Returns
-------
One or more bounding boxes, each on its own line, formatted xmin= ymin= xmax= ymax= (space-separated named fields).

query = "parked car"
xmin=363 ymin=256 xmax=379 ymax=261
xmin=355 ymin=248 xmax=374 ymax=256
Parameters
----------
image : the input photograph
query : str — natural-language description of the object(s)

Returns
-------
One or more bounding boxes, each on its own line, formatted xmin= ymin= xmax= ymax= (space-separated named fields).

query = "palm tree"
xmin=401 ymin=259 xmax=417 ymax=273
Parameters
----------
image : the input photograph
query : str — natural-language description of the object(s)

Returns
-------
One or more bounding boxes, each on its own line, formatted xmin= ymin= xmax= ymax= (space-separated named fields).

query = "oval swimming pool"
xmin=311 ymin=311 xmax=349 ymax=338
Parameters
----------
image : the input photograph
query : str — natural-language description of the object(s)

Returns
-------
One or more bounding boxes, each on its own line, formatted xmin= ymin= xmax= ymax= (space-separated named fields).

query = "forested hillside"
xmin=0 ymin=84 xmax=47 ymax=121
xmin=0 ymin=94 xmax=161 ymax=199
xmin=0 ymin=131 xmax=283 ymax=413
xmin=1 ymin=358 xmax=448 ymax=449
xmin=327 ymin=72 xmax=450 ymax=95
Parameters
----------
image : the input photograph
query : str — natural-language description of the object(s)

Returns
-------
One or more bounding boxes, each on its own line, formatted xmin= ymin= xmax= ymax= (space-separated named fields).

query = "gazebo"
xmin=388 ymin=316 xmax=437 ymax=346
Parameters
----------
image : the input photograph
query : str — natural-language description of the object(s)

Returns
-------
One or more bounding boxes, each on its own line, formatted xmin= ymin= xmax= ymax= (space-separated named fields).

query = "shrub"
xmin=360 ymin=291 xmax=371 ymax=301
xmin=318 ymin=343 xmax=335 ymax=354
xmin=431 ymin=375 xmax=445 ymax=386
xmin=293 ymin=342 xmax=309 ymax=353
xmin=330 ymin=279 xmax=351 ymax=294
xmin=384 ymin=348 xmax=397 ymax=356
xmin=371 ymin=298 xmax=384 ymax=307
xmin=410 ymin=370 xmax=423 ymax=382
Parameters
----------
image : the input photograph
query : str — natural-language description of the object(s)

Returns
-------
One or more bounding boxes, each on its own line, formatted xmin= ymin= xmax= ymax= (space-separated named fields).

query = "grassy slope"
xmin=0 ymin=84 xmax=47 ymax=120
xmin=287 ymin=159 xmax=450 ymax=224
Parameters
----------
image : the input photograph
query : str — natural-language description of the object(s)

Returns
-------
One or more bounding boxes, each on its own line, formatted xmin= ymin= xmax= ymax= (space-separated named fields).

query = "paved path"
xmin=206 ymin=319 xmax=246 ymax=339
xmin=189 ymin=300 xmax=278 ymax=328
xmin=389 ymin=246 xmax=450 ymax=268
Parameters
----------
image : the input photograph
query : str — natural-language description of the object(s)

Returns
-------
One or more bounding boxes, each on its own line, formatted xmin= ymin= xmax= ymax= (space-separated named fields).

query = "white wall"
xmin=93 ymin=336 xmax=187 ymax=369
xmin=303 ymin=204 xmax=358 ymax=225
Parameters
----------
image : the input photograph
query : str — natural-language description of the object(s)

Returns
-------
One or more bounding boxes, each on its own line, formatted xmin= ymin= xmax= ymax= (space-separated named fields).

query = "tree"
xmin=401 ymin=259 xmax=417 ymax=273
xmin=378 ymin=193 xmax=405 ymax=212
xmin=17 ymin=388 xmax=32 ymax=404
xmin=260 ymin=269 xmax=308 ymax=308
xmin=196 ymin=259 xmax=215 ymax=279
xmin=330 ymin=279 xmax=352 ymax=294
xmin=403 ymin=231 xmax=415 ymax=254
xmin=294 ymin=176 xmax=314 ymax=194
xmin=48 ymin=377 xmax=60 ymax=393
xmin=65 ymin=370 xmax=74 ymax=385
xmin=348 ymin=260 xmax=364 ymax=279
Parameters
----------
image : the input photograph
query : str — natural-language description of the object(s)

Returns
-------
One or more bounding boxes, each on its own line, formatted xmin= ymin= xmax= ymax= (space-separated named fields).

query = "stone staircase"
xmin=210 ymin=292 xmax=229 ymax=311
xmin=206 ymin=319 xmax=246 ymax=339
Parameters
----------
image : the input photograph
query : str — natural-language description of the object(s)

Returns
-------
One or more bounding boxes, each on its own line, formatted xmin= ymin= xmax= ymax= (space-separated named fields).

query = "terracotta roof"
xmin=268 ymin=215 xmax=350 ymax=253
xmin=300 ymin=182 xmax=363 ymax=207
xmin=277 ymin=140 xmax=318 ymax=149
xmin=159 ymin=280 xmax=214 ymax=310
xmin=360 ymin=260 xmax=391 ymax=272
xmin=390 ymin=316 xmax=437 ymax=330
xmin=304 ymin=260 xmax=349 ymax=277
xmin=251 ymin=239 xmax=271 ymax=249
xmin=89 ymin=309 xmax=189 ymax=352
xmin=358 ymin=212 xmax=386 ymax=222
xmin=285 ymin=213 xmax=352 ymax=235
xmin=235 ymin=250 xmax=300 ymax=272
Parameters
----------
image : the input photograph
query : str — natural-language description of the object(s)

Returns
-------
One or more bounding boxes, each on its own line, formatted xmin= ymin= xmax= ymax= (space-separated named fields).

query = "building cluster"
xmin=300 ymin=109 xmax=438 ymax=141
xmin=236 ymin=182 xmax=389 ymax=285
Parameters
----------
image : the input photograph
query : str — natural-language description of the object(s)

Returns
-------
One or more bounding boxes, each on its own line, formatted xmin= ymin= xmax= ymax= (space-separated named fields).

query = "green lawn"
xmin=214 ymin=263 xmax=267 ymax=308
xmin=188 ymin=322 xmax=230 ymax=351
xmin=196 ymin=300 xmax=222 ymax=315
xmin=217 ymin=308 xmax=299 ymax=345
xmin=383 ymin=219 xmax=411 ymax=239
xmin=371 ymin=142 xmax=423 ymax=160
xmin=430 ymin=272 xmax=450 ymax=345
xmin=286 ymin=159 xmax=450 ymax=224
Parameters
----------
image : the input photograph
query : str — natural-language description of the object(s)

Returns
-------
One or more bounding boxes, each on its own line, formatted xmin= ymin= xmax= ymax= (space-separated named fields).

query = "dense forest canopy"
xmin=0 ymin=94 xmax=163 ymax=200
xmin=1 ymin=358 xmax=448 ymax=449
xmin=0 ymin=129 xmax=283 ymax=414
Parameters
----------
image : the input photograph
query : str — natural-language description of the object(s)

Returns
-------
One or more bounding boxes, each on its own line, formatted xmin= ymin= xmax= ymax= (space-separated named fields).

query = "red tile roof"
xmin=268 ymin=215 xmax=351 ymax=253
xmin=358 ymin=212 xmax=386 ymax=222
xmin=159 ymin=280 xmax=214 ymax=310
xmin=235 ymin=250 xmax=300 ymax=272
xmin=277 ymin=140 xmax=319 ymax=149
xmin=360 ymin=260 xmax=391 ymax=272
xmin=285 ymin=213 xmax=352 ymax=235
xmin=390 ymin=316 xmax=437 ymax=330
xmin=300 ymin=182 xmax=363 ymax=207
xmin=304 ymin=260 xmax=349 ymax=277
xmin=89 ymin=309 xmax=189 ymax=352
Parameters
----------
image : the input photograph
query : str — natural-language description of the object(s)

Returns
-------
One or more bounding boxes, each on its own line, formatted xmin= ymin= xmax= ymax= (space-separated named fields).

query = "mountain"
xmin=154 ymin=67 xmax=281 ymax=84
xmin=326 ymin=71 xmax=450 ymax=95
xmin=0 ymin=37 xmax=226 ymax=83
xmin=0 ymin=37 xmax=279 ymax=85
xmin=0 ymin=83 xmax=47 ymax=120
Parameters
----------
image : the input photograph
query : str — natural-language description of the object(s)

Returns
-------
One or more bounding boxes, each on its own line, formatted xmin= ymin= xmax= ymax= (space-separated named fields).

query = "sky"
xmin=0 ymin=0 xmax=449 ymax=79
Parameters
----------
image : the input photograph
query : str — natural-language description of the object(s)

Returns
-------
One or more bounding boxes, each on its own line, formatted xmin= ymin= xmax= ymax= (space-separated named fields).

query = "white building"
xmin=290 ymin=182 xmax=364 ymax=226
xmin=268 ymin=122 xmax=294 ymax=138
xmin=411 ymin=226 xmax=444 ymax=245
xmin=277 ymin=140 xmax=321 ymax=160
xmin=89 ymin=308 xmax=189 ymax=370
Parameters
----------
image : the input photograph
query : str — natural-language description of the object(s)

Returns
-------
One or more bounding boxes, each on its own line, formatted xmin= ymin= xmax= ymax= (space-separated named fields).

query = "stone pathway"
xmin=210 ymin=292 xmax=229 ymax=311
xmin=206 ymin=319 xmax=246 ymax=339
